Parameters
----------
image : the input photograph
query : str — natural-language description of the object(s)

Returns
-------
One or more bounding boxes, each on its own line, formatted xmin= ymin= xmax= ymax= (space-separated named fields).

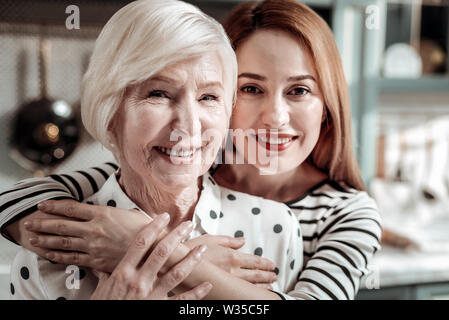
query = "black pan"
xmin=10 ymin=37 xmax=80 ymax=172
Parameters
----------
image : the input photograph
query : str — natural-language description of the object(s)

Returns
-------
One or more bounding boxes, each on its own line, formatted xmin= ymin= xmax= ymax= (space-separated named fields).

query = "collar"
xmin=193 ymin=172 xmax=224 ymax=235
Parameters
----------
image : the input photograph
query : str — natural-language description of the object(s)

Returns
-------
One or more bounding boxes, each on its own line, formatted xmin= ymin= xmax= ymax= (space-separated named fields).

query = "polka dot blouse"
xmin=9 ymin=171 xmax=303 ymax=299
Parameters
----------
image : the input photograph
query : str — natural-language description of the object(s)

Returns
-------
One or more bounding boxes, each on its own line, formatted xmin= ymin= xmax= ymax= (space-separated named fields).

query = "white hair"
xmin=81 ymin=0 xmax=237 ymax=153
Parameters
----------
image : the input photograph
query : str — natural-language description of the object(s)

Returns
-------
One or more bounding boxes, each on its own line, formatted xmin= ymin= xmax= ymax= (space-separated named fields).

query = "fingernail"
xmin=29 ymin=237 xmax=37 ymax=245
xmin=161 ymin=213 xmax=170 ymax=221
xmin=24 ymin=221 xmax=31 ymax=229
xmin=46 ymin=252 xmax=55 ymax=260
xmin=37 ymin=202 xmax=47 ymax=210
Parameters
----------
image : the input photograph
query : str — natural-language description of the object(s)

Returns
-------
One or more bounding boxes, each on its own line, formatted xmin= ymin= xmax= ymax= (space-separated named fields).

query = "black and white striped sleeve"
xmin=282 ymin=192 xmax=382 ymax=300
xmin=0 ymin=162 xmax=118 ymax=243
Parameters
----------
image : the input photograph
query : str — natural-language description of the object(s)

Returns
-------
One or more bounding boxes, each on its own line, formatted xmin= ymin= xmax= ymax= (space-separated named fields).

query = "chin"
xmin=254 ymin=155 xmax=305 ymax=176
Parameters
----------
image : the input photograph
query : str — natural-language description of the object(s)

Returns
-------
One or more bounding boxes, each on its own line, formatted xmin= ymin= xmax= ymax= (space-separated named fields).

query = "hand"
xmin=23 ymin=199 xmax=150 ymax=272
xmin=184 ymin=235 xmax=277 ymax=289
xmin=91 ymin=213 xmax=211 ymax=300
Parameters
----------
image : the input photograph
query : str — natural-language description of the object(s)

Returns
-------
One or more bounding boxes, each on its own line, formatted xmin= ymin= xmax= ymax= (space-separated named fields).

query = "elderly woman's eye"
xmin=288 ymin=87 xmax=309 ymax=96
xmin=200 ymin=94 xmax=218 ymax=102
xmin=240 ymin=86 xmax=262 ymax=94
xmin=148 ymin=90 xmax=169 ymax=99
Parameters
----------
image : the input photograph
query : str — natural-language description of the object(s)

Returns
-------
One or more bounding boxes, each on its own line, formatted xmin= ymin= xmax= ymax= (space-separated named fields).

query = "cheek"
xmin=118 ymin=109 xmax=170 ymax=160
xmin=202 ymin=111 xmax=228 ymax=148
xmin=291 ymin=100 xmax=323 ymax=139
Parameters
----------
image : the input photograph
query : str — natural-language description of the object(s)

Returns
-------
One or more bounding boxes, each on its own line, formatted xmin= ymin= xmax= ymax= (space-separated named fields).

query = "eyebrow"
xmin=148 ymin=76 xmax=223 ymax=89
xmin=197 ymin=81 xmax=224 ymax=90
xmin=149 ymin=75 xmax=178 ymax=84
xmin=238 ymin=73 xmax=316 ymax=82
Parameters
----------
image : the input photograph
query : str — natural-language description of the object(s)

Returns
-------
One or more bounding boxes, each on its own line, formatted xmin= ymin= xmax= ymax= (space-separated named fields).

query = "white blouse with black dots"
xmin=9 ymin=171 xmax=303 ymax=299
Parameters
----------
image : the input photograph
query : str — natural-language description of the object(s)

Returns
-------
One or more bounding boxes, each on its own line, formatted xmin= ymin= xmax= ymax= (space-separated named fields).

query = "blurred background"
xmin=0 ymin=0 xmax=448 ymax=300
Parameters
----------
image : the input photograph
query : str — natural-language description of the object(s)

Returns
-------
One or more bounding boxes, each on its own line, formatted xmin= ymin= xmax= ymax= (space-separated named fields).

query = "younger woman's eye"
xmin=147 ymin=90 xmax=169 ymax=99
xmin=240 ymin=85 xmax=262 ymax=94
xmin=288 ymin=87 xmax=310 ymax=96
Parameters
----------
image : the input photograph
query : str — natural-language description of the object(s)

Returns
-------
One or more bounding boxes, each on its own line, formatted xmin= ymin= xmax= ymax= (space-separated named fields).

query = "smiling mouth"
xmin=154 ymin=146 xmax=202 ymax=158
xmin=253 ymin=134 xmax=299 ymax=151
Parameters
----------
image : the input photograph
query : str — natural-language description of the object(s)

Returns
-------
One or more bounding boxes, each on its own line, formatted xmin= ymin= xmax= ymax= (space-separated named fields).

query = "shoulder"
xmin=288 ymin=180 xmax=381 ymax=233
xmin=290 ymin=180 xmax=379 ymax=212
xmin=203 ymin=172 xmax=299 ymax=232
xmin=213 ymin=177 xmax=294 ymax=217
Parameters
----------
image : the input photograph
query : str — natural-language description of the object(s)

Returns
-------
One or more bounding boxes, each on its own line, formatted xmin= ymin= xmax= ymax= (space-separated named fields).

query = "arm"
xmin=22 ymin=201 xmax=281 ymax=299
xmin=90 ymin=213 xmax=274 ymax=300
xmin=279 ymin=194 xmax=382 ymax=300
xmin=11 ymin=214 xmax=211 ymax=300
xmin=158 ymin=242 xmax=281 ymax=300
xmin=0 ymin=163 xmax=117 ymax=244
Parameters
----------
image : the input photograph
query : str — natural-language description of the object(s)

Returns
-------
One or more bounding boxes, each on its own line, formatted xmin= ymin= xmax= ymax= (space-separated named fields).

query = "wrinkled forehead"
xmin=145 ymin=53 xmax=226 ymax=90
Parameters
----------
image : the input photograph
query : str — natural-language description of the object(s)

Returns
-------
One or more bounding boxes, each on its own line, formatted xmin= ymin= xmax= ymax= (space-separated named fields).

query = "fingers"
xmin=155 ymin=245 xmax=207 ymax=296
xmin=171 ymin=282 xmax=212 ymax=300
xmin=37 ymin=200 xmax=95 ymax=220
xmin=185 ymin=235 xmax=245 ymax=250
xmin=233 ymin=268 xmax=277 ymax=284
xmin=238 ymin=252 xmax=275 ymax=271
xmin=45 ymin=250 xmax=90 ymax=267
xmin=117 ymin=213 xmax=170 ymax=270
xmin=29 ymin=235 xmax=88 ymax=252
xmin=141 ymin=220 xmax=194 ymax=279
xmin=211 ymin=235 xmax=245 ymax=249
xmin=24 ymin=218 xmax=88 ymax=237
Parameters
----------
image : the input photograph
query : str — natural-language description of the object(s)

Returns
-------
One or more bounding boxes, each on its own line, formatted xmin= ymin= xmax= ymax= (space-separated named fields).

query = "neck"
xmin=214 ymin=162 xmax=327 ymax=203
xmin=118 ymin=164 xmax=200 ymax=228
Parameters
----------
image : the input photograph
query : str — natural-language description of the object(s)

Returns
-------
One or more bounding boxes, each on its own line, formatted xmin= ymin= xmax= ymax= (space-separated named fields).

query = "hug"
xmin=0 ymin=0 xmax=381 ymax=300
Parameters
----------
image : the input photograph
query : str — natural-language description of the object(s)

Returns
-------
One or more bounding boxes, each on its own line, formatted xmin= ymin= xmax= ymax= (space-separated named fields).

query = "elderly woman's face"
xmin=113 ymin=52 xmax=228 ymax=188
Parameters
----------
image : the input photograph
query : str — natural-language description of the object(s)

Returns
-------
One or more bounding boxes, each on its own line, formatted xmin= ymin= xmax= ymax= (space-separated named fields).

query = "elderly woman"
xmin=7 ymin=0 xmax=302 ymax=300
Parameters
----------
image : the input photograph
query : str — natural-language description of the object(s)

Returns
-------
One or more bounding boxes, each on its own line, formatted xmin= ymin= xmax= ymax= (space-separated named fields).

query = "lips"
xmin=253 ymin=134 xmax=298 ymax=152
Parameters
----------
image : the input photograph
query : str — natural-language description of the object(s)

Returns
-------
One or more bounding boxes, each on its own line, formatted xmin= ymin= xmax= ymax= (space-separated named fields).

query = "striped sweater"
xmin=0 ymin=162 xmax=382 ymax=300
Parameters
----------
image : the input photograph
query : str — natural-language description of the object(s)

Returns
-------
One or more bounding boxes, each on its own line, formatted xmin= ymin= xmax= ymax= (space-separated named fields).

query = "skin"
xmin=110 ymin=52 xmax=228 ymax=230
xmin=6 ymin=29 xmax=335 ymax=299
xmin=90 ymin=213 xmax=213 ymax=300
xmin=8 ymin=50 xmax=280 ymax=299
xmin=216 ymin=29 xmax=328 ymax=201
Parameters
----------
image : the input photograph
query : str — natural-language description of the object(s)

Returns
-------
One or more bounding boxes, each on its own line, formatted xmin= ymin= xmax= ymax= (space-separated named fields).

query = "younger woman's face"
xmin=231 ymin=29 xmax=325 ymax=174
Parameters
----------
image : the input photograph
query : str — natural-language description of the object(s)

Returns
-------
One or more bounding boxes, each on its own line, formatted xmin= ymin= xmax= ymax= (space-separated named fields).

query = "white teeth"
xmin=157 ymin=147 xmax=197 ymax=157
xmin=258 ymin=136 xmax=293 ymax=144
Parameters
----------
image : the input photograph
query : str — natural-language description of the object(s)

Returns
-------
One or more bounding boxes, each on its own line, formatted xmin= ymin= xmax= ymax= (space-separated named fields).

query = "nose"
xmin=261 ymin=93 xmax=290 ymax=129
xmin=170 ymin=98 xmax=202 ymax=144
